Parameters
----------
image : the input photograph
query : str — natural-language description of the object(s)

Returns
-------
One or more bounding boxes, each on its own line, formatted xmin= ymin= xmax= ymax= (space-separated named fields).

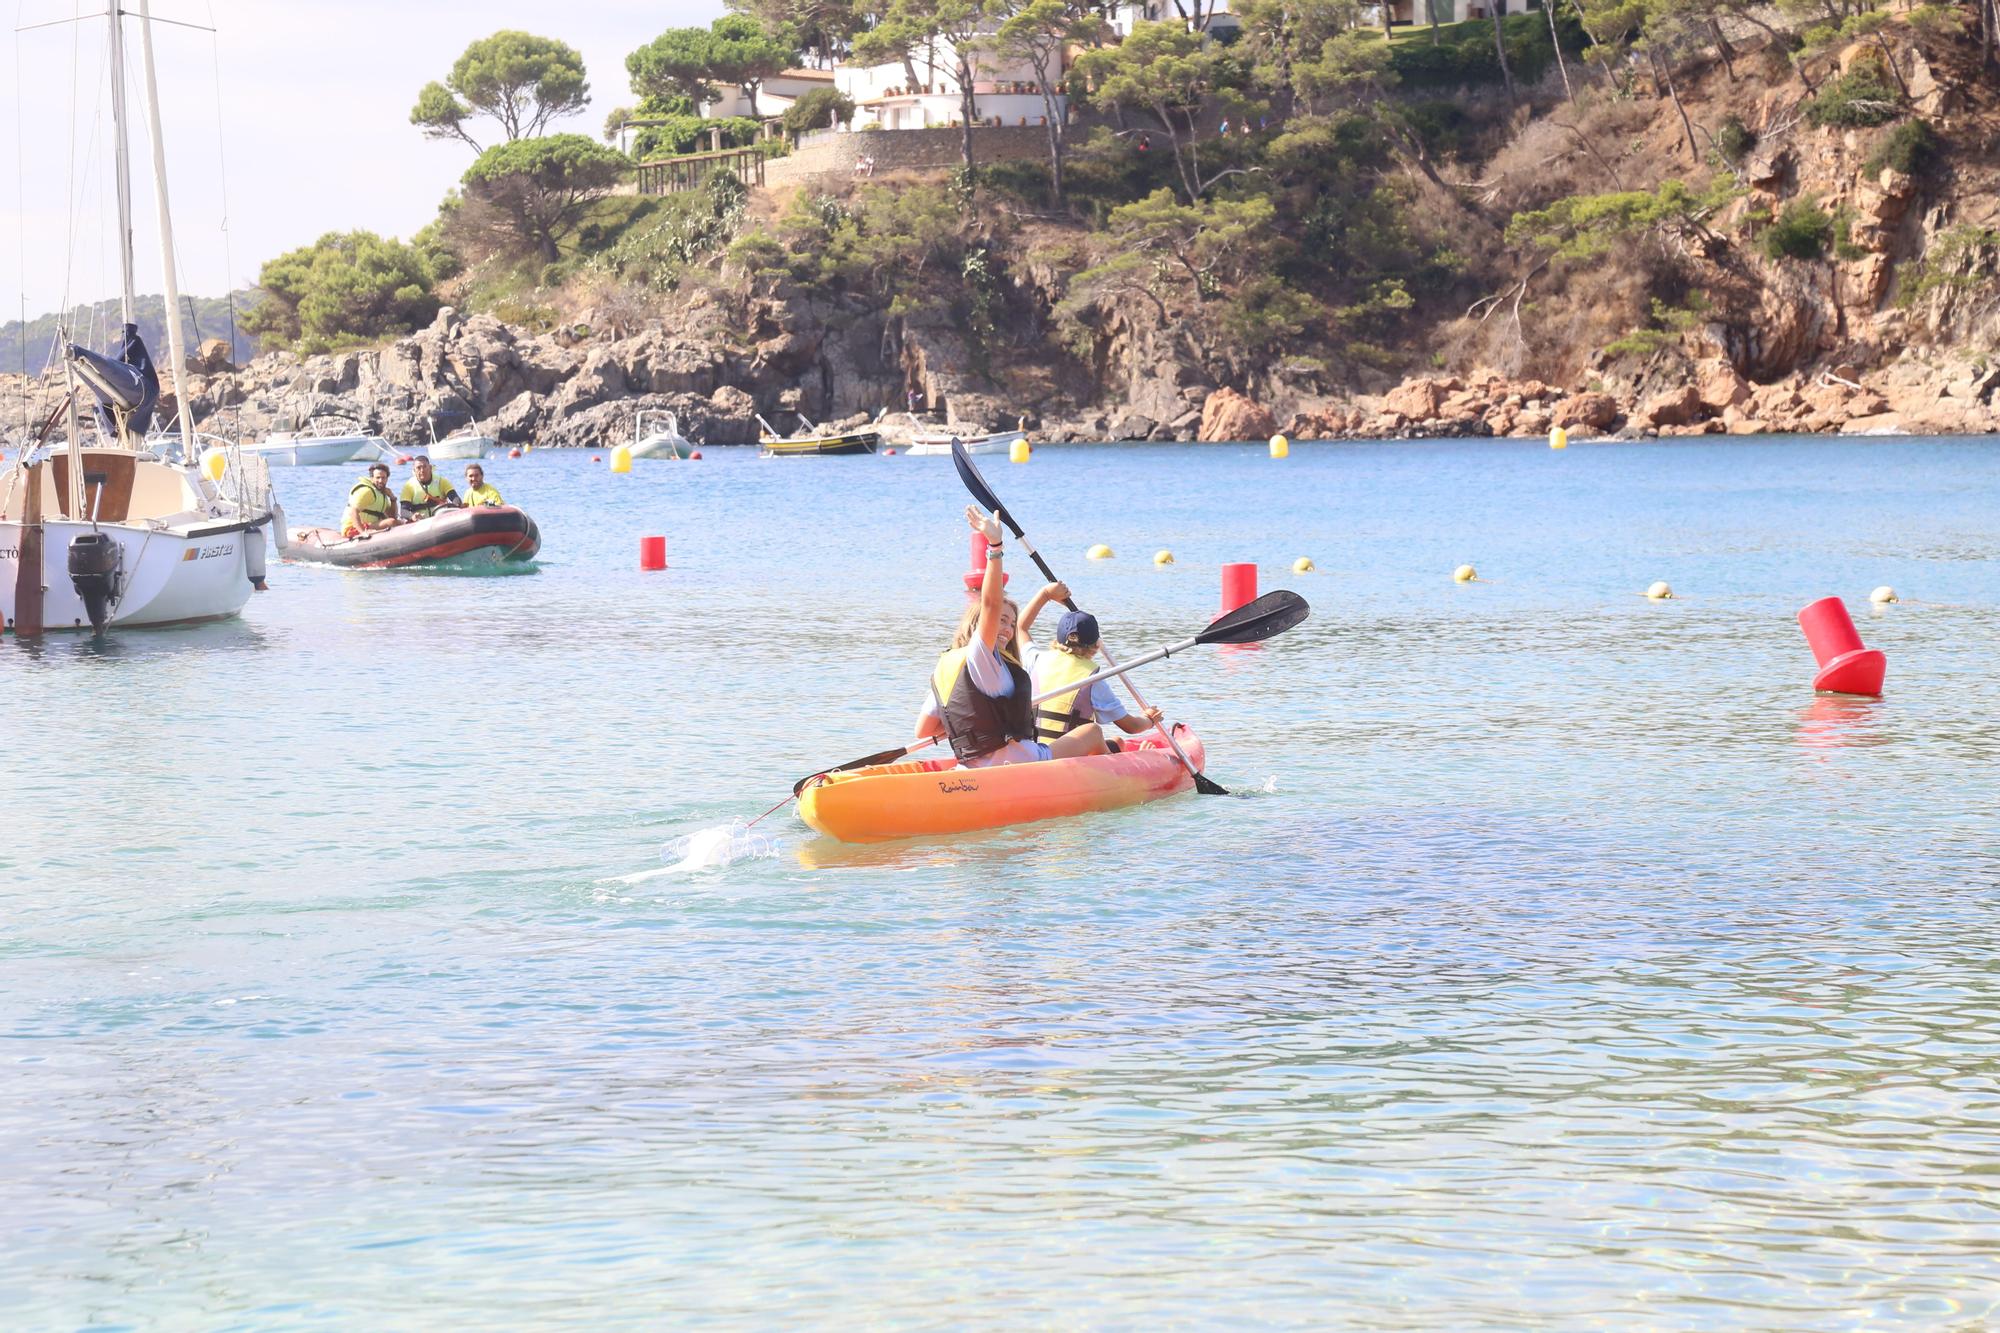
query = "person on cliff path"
xmin=342 ymin=462 xmax=402 ymax=538
xmin=912 ymin=507 xmax=1108 ymax=769
xmin=462 ymin=463 xmax=503 ymax=507
xmin=399 ymin=456 xmax=461 ymax=520
xmin=1018 ymin=592 xmax=1162 ymax=755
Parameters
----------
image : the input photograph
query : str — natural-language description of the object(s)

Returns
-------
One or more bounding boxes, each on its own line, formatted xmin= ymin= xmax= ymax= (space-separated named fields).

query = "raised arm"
xmin=1016 ymin=580 xmax=1069 ymax=648
xmin=967 ymin=505 xmax=1005 ymax=649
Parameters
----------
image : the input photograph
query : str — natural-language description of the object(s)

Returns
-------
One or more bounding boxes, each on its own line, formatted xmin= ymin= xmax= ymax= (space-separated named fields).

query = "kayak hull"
xmin=799 ymin=727 xmax=1203 ymax=843
xmin=281 ymin=505 xmax=540 ymax=571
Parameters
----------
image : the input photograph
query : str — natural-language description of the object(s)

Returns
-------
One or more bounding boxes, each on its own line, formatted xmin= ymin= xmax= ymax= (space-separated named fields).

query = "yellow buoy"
xmin=200 ymin=447 xmax=228 ymax=482
xmin=1269 ymin=433 xmax=1289 ymax=459
xmin=1870 ymin=585 xmax=1898 ymax=604
xmin=1087 ymin=544 xmax=1114 ymax=560
xmin=1293 ymin=557 xmax=1315 ymax=573
xmin=1153 ymin=549 xmax=1174 ymax=565
xmin=1009 ymin=437 xmax=1031 ymax=464
xmin=1549 ymin=426 xmax=1568 ymax=450
xmin=1453 ymin=563 xmax=1477 ymax=583
xmin=609 ymin=444 xmax=633 ymax=474
xmin=1645 ymin=580 xmax=1673 ymax=600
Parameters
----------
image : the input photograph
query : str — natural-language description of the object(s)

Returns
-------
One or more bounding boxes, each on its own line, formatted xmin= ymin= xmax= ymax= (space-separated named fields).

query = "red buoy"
xmin=508 ymin=447 xmax=522 ymax=459
xmin=962 ymin=528 xmax=1008 ymax=593
xmin=640 ymin=536 xmax=667 ymax=571
xmin=690 ymin=450 xmax=703 ymax=460
xmin=1220 ymin=562 xmax=1258 ymax=614
xmin=884 ymin=448 xmax=897 ymax=456
xmin=591 ymin=455 xmax=602 ymax=463
xmin=1798 ymin=595 xmax=1885 ymax=696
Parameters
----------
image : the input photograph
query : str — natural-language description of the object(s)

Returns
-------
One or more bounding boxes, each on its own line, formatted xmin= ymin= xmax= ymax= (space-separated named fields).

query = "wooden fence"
xmin=635 ymin=147 xmax=768 ymax=197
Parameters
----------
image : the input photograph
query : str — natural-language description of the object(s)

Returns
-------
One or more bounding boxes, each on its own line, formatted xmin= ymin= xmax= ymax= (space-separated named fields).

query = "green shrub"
xmin=1895 ymin=224 xmax=2000 ymax=306
xmin=1714 ymin=114 xmax=1755 ymax=165
xmin=1389 ymin=11 xmax=1587 ymax=89
xmin=1865 ymin=118 xmax=1940 ymax=176
xmin=1806 ymin=64 xmax=1901 ymax=128
xmin=1761 ymin=198 xmax=1833 ymax=261
xmin=783 ymin=87 xmax=855 ymax=136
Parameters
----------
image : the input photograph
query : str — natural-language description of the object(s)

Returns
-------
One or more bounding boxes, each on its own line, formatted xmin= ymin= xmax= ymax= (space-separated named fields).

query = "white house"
xmin=702 ymin=67 xmax=839 ymax=120
xmin=1368 ymin=0 xmax=1542 ymax=25
xmin=1105 ymin=0 xmax=1241 ymax=37
xmin=835 ymin=37 xmax=1069 ymax=132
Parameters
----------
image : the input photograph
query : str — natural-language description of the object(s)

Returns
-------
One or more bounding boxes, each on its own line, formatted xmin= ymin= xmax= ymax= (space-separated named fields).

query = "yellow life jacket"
xmin=930 ymin=643 xmax=1033 ymax=763
xmin=347 ymin=479 xmax=395 ymax=530
xmin=464 ymin=482 xmax=504 ymax=507
xmin=400 ymin=474 xmax=455 ymax=518
xmin=1030 ymin=646 xmax=1099 ymax=743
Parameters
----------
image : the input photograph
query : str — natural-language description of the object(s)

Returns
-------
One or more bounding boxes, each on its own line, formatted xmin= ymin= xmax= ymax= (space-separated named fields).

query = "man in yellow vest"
xmin=342 ymin=461 xmax=402 ymax=538
xmin=461 ymin=463 xmax=503 ymax=507
xmin=1023 ymin=604 xmax=1163 ymax=753
xmin=399 ymin=455 xmax=461 ymax=520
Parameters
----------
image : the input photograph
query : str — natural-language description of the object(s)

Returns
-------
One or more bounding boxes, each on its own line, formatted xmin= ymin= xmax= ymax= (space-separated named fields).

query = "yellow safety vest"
xmin=400 ymin=475 xmax=455 ymax=517
xmin=930 ymin=644 xmax=1033 ymax=763
xmin=464 ymin=482 xmax=504 ymax=507
xmin=1030 ymin=646 xmax=1099 ymax=743
xmin=348 ymin=479 xmax=395 ymax=529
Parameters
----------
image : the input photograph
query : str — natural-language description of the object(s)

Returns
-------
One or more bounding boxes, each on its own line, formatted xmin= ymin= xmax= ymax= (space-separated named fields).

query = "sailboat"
xmin=0 ymin=0 xmax=274 ymax=634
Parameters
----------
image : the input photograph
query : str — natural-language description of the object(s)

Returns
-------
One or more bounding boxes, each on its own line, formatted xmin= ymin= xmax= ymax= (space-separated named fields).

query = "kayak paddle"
xmin=951 ymin=438 xmax=1227 ymax=794
xmin=790 ymin=589 xmax=1310 ymax=796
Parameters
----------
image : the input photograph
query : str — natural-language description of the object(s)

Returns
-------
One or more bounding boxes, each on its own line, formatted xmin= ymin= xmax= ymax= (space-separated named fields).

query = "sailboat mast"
xmin=105 ymin=0 xmax=138 ymax=325
xmin=134 ymin=0 xmax=196 ymax=465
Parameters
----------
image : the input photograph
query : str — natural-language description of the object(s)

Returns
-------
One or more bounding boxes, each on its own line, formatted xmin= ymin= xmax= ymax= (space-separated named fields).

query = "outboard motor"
xmin=67 ymin=531 xmax=122 ymax=631
xmin=245 ymin=523 xmax=269 ymax=591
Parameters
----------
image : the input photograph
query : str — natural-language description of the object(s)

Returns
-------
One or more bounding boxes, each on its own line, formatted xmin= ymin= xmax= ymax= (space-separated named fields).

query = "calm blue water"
xmin=4 ymin=437 xmax=1998 ymax=1327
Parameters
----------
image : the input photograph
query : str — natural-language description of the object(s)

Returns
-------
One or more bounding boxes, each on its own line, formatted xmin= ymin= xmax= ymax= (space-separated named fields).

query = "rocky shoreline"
xmin=2 ymin=306 xmax=1993 ymax=452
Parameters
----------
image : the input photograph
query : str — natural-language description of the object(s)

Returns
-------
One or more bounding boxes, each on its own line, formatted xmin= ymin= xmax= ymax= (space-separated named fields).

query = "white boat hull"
xmin=905 ymin=430 xmax=1023 ymax=456
xmin=1 ymin=517 xmax=257 ymax=631
xmin=628 ymin=433 xmax=689 ymax=460
xmin=246 ymin=435 xmax=386 ymax=467
xmin=425 ymin=434 xmax=499 ymax=461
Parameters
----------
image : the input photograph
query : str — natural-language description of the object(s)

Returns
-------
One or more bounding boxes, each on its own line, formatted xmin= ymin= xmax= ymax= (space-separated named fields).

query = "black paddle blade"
xmin=950 ymin=439 xmax=1023 ymax=537
xmin=1196 ymin=590 xmax=1311 ymax=646
xmin=791 ymin=742 xmax=920 ymax=796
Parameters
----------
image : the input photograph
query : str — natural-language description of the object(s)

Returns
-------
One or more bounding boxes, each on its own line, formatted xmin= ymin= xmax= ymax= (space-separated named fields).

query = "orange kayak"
xmin=798 ymin=727 xmax=1205 ymax=843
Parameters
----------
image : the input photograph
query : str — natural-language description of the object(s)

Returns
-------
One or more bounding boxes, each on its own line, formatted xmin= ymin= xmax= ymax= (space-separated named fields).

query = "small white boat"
xmin=905 ymin=428 xmax=1024 ymax=457
xmin=425 ymin=419 xmax=501 ymax=461
xmin=628 ymin=409 xmax=692 ymax=460
xmin=246 ymin=411 xmax=391 ymax=466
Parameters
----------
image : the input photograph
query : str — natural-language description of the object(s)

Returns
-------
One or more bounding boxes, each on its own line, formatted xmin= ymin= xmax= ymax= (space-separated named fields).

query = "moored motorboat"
xmin=247 ymin=412 xmax=390 ymax=467
xmin=905 ymin=429 xmax=1024 ymax=457
xmin=628 ymin=409 xmax=692 ymax=460
xmin=281 ymin=504 xmax=540 ymax=572
xmin=760 ymin=430 xmax=879 ymax=457
xmin=798 ymin=726 xmax=1203 ymax=843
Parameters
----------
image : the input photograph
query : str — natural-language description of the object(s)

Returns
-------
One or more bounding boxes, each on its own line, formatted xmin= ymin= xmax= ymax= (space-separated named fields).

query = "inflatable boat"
xmin=282 ymin=505 xmax=540 ymax=571
xmin=798 ymin=727 xmax=1203 ymax=843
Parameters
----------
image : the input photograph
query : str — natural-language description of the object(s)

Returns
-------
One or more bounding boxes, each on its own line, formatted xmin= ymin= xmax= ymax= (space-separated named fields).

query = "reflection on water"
xmin=3 ymin=438 xmax=1999 ymax=1325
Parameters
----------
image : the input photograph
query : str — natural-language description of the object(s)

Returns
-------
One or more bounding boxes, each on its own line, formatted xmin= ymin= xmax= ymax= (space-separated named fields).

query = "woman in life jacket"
xmin=914 ymin=507 xmax=1109 ymax=768
xmin=1019 ymin=594 xmax=1164 ymax=754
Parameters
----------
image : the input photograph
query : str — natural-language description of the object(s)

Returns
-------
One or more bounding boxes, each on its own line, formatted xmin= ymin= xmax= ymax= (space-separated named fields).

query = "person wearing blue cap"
xmin=913 ymin=509 xmax=1114 ymax=768
xmin=1020 ymin=588 xmax=1163 ymax=753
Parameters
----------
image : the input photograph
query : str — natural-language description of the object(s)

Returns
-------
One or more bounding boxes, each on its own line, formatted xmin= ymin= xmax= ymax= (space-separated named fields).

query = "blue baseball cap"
xmin=1056 ymin=610 xmax=1100 ymax=646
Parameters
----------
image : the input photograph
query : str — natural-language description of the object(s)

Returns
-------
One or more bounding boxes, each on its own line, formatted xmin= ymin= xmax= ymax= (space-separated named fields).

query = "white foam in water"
xmin=607 ymin=821 xmax=781 ymax=884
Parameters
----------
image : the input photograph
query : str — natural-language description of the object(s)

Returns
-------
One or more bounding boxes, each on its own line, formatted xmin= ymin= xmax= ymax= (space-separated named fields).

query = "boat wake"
xmin=607 ymin=821 xmax=782 ymax=883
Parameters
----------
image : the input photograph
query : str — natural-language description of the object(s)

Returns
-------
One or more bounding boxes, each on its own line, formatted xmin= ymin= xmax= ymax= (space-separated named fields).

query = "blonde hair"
xmin=953 ymin=597 xmax=1022 ymax=657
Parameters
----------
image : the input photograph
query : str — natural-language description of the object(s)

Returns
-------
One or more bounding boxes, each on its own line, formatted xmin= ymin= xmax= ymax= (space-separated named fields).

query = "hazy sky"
xmin=5 ymin=0 xmax=727 ymax=322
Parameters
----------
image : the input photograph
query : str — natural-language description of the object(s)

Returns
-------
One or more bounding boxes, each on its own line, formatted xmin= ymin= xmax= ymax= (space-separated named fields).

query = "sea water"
xmin=3 ymin=438 xmax=1997 ymax=1326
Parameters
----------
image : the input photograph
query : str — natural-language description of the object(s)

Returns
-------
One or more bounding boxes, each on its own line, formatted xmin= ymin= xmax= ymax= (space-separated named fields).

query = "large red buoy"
xmin=640 ymin=535 xmax=667 ymax=571
xmin=1220 ymin=562 xmax=1258 ymax=614
xmin=1798 ymin=595 xmax=1885 ymax=696
xmin=962 ymin=529 xmax=1008 ymax=593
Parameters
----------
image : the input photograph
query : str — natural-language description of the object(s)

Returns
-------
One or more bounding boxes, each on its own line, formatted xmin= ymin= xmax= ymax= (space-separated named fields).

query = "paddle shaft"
xmin=1001 ymin=525 xmax=1216 ymax=791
